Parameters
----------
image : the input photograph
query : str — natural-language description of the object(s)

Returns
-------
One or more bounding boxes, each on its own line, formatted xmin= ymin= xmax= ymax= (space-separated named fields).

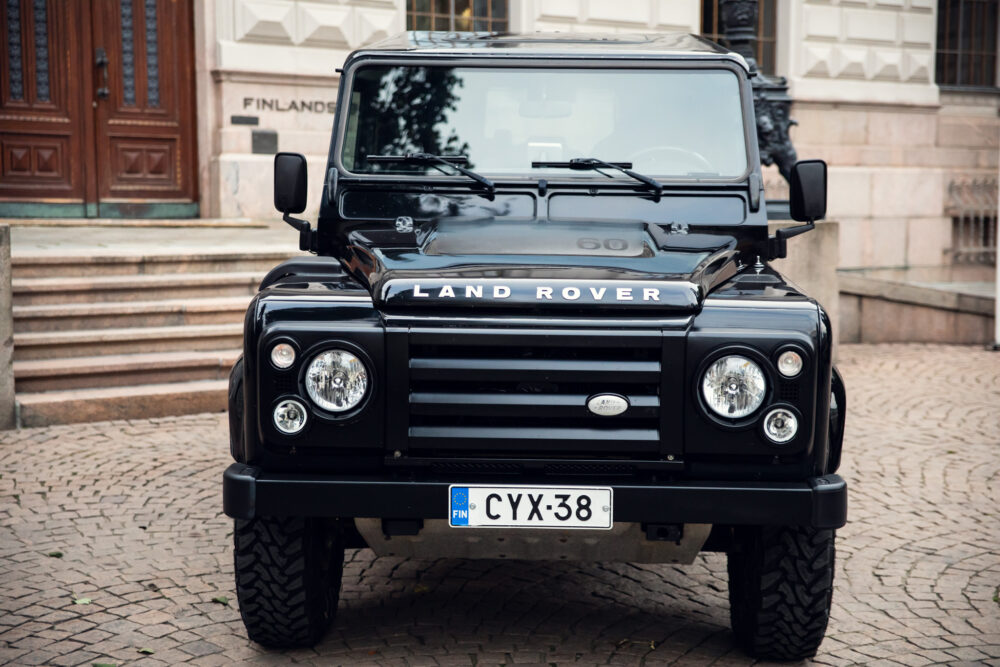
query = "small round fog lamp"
xmin=777 ymin=350 xmax=803 ymax=377
xmin=763 ymin=407 xmax=798 ymax=444
xmin=271 ymin=343 xmax=296 ymax=369
xmin=273 ymin=399 xmax=307 ymax=434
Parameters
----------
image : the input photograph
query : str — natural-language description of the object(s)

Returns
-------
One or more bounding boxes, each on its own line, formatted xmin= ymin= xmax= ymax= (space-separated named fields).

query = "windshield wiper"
xmin=532 ymin=158 xmax=662 ymax=196
xmin=366 ymin=153 xmax=494 ymax=192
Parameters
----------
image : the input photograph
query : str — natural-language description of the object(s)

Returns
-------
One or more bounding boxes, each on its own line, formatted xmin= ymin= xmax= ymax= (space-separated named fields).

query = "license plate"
xmin=448 ymin=485 xmax=613 ymax=529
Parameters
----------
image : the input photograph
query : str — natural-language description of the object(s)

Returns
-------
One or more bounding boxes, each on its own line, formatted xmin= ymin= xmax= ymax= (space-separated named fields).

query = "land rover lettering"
xmin=380 ymin=279 xmax=698 ymax=310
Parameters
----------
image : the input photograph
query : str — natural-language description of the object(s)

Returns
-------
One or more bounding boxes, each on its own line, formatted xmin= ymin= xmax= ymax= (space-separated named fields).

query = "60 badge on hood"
xmin=379 ymin=278 xmax=702 ymax=311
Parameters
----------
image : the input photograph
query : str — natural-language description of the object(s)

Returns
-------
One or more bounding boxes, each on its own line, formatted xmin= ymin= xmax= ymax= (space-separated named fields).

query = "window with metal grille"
xmin=936 ymin=0 xmax=999 ymax=88
xmin=947 ymin=176 xmax=998 ymax=264
xmin=406 ymin=0 xmax=509 ymax=32
xmin=701 ymin=0 xmax=777 ymax=75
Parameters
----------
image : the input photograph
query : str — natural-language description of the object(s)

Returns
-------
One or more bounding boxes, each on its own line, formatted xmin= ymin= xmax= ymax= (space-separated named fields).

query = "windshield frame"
xmin=330 ymin=55 xmax=758 ymax=188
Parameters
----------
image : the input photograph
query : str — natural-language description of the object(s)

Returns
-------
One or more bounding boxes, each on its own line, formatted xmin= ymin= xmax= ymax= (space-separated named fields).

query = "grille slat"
xmin=409 ymin=357 xmax=660 ymax=382
xmin=410 ymin=392 xmax=659 ymax=418
xmin=405 ymin=329 xmax=662 ymax=457
xmin=410 ymin=425 xmax=660 ymax=445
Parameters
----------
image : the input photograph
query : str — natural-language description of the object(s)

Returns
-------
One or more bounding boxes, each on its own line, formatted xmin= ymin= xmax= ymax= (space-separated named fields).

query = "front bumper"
xmin=223 ymin=463 xmax=848 ymax=529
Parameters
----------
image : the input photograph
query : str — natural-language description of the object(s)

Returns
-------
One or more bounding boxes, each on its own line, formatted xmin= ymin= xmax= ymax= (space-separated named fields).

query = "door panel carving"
xmin=0 ymin=0 xmax=86 ymax=201
xmin=112 ymin=138 xmax=176 ymax=185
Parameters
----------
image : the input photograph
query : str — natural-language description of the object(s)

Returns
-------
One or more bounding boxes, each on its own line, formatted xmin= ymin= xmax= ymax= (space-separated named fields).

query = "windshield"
xmin=341 ymin=65 xmax=749 ymax=180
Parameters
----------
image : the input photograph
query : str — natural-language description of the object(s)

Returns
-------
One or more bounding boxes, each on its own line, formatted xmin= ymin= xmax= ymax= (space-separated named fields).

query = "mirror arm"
xmin=767 ymin=219 xmax=814 ymax=260
xmin=282 ymin=211 xmax=315 ymax=252
xmin=747 ymin=173 xmax=761 ymax=212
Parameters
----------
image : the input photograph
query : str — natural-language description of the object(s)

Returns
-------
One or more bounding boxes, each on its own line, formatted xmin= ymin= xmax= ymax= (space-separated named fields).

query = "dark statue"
xmin=719 ymin=0 xmax=798 ymax=183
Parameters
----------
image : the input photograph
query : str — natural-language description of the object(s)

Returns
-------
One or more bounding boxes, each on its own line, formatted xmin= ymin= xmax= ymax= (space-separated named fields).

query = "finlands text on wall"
xmin=242 ymin=98 xmax=336 ymax=113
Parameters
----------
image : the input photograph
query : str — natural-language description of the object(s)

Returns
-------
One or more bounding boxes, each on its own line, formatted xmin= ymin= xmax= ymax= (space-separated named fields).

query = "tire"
xmin=234 ymin=516 xmax=344 ymax=648
xmin=727 ymin=525 xmax=836 ymax=661
xmin=228 ymin=357 xmax=244 ymax=462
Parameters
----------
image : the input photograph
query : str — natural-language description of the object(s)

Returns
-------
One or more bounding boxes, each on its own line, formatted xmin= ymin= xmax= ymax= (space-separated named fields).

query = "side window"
xmin=935 ymin=0 xmax=999 ymax=88
xmin=701 ymin=0 xmax=778 ymax=75
xmin=406 ymin=0 xmax=509 ymax=32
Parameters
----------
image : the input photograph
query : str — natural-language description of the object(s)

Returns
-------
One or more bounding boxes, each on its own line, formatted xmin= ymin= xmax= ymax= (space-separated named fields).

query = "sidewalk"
xmin=0 ymin=344 xmax=997 ymax=666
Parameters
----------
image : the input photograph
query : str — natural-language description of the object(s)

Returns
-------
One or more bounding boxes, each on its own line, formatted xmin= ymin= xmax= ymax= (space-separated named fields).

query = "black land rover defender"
xmin=223 ymin=32 xmax=848 ymax=660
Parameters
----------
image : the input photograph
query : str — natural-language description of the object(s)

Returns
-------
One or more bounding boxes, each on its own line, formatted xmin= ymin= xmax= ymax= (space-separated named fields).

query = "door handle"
xmin=95 ymin=47 xmax=109 ymax=99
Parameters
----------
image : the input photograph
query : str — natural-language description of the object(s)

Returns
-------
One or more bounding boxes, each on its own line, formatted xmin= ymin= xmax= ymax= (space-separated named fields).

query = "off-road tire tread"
xmin=728 ymin=525 xmax=835 ymax=661
xmin=234 ymin=516 xmax=343 ymax=648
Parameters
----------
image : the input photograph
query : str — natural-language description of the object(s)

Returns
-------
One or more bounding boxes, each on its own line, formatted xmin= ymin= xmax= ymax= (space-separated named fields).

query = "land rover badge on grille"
xmin=587 ymin=394 xmax=629 ymax=416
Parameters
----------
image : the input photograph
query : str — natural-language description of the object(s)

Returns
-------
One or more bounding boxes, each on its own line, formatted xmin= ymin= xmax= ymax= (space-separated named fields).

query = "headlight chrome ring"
xmin=273 ymin=398 xmax=308 ymax=434
xmin=270 ymin=342 xmax=297 ymax=370
xmin=700 ymin=354 xmax=767 ymax=419
xmin=776 ymin=349 xmax=804 ymax=378
xmin=305 ymin=348 xmax=370 ymax=413
xmin=763 ymin=406 xmax=799 ymax=444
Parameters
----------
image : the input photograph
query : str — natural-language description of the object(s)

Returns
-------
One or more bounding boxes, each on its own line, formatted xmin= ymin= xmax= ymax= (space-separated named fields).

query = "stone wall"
xmin=788 ymin=94 xmax=999 ymax=271
xmin=781 ymin=0 xmax=939 ymax=106
xmin=776 ymin=0 xmax=1000 ymax=271
xmin=200 ymin=0 xmax=405 ymax=220
xmin=512 ymin=0 xmax=699 ymax=33
xmin=840 ymin=274 xmax=994 ymax=343
xmin=0 ymin=225 xmax=14 ymax=430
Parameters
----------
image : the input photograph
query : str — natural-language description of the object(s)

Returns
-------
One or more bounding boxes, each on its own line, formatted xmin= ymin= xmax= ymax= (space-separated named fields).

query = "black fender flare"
xmin=828 ymin=365 xmax=846 ymax=473
xmin=228 ymin=356 xmax=245 ymax=463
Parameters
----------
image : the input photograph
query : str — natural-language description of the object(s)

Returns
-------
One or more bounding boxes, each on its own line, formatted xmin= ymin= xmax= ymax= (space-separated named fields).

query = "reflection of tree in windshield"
xmin=360 ymin=67 xmax=470 ymax=169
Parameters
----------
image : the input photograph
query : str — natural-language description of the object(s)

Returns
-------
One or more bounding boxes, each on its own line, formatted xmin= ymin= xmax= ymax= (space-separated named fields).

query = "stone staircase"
xmin=11 ymin=250 xmax=296 ymax=426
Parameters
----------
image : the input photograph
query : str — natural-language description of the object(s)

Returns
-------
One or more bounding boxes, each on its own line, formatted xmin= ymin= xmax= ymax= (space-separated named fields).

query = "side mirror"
xmin=274 ymin=152 xmax=308 ymax=214
xmin=768 ymin=159 xmax=827 ymax=259
xmin=788 ymin=159 xmax=827 ymax=222
xmin=273 ymin=152 xmax=315 ymax=252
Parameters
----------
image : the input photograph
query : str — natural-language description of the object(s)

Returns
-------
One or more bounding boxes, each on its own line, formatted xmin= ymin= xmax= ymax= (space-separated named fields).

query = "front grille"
xmin=404 ymin=329 xmax=662 ymax=458
xmin=428 ymin=461 xmax=523 ymax=475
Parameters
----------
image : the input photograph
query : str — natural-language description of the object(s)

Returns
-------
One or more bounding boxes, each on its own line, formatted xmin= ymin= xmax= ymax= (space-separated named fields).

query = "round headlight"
xmin=763 ymin=407 xmax=798 ymax=444
xmin=701 ymin=355 xmax=767 ymax=419
xmin=305 ymin=349 xmax=369 ymax=413
xmin=273 ymin=399 xmax=307 ymax=434
xmin=777 ymin=350 xmax=803 ymax=377
xmin=270 ymin=343 xmax=296 ymax=369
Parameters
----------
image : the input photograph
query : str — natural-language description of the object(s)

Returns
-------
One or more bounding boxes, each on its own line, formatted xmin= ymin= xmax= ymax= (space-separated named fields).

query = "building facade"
xmin=1 ymin=0 xmax=998 ymax=271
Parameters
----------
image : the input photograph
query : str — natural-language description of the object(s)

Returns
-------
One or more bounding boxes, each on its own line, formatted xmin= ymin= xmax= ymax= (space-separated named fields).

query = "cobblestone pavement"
xmin=1 ymin=344 xmax=998 ymax=666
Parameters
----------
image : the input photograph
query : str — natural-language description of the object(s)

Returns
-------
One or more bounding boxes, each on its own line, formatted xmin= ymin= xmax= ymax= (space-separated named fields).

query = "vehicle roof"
xmin=349 ymin=31 xmax=749 ymax=69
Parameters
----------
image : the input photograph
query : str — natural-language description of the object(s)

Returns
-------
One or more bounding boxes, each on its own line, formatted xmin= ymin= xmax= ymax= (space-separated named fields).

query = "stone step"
xmin=12 ymin=271 xmax=264 ymax=305
xmin=13 ymin=296 xmax=251 ymax=333
xmin=17 ymin=379 xmax=229 ymax=427
xmin=14 ymin=350 xmax=240 ymax=393
xmin=13 ymin=323 xmax=244 ymax=360
xmin=12 ymin=250 xmax=294 ymax=278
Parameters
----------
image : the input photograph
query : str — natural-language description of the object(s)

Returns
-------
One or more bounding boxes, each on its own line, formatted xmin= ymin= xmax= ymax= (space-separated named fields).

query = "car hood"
xmin=341 ymin=219 xmax=743 ymax=312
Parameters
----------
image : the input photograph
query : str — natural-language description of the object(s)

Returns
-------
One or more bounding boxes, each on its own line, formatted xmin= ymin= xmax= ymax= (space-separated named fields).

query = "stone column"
xmin=769 ymin=219 xmax=840 ymax=359
xmin=0 ymin=224 xmax=14 ymax=429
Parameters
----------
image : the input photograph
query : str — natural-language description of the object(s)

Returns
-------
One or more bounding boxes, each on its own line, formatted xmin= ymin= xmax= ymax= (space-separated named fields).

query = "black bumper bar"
xmin=223 ymin=464 xmax=848 ymax=529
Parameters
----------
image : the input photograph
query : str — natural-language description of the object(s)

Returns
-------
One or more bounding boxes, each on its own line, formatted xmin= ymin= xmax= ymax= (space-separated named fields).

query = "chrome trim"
xmin=703 ymin=298 xmax=817 ymax=310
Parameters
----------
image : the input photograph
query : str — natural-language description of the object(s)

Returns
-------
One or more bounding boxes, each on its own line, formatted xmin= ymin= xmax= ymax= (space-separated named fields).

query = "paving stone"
xmin=1 ymin=344 xmax=999 ymax=664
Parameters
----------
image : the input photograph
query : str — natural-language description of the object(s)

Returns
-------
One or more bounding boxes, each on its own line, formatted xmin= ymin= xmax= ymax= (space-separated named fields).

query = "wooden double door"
xmin=0 ymin=0 xmax=198 ymax=217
